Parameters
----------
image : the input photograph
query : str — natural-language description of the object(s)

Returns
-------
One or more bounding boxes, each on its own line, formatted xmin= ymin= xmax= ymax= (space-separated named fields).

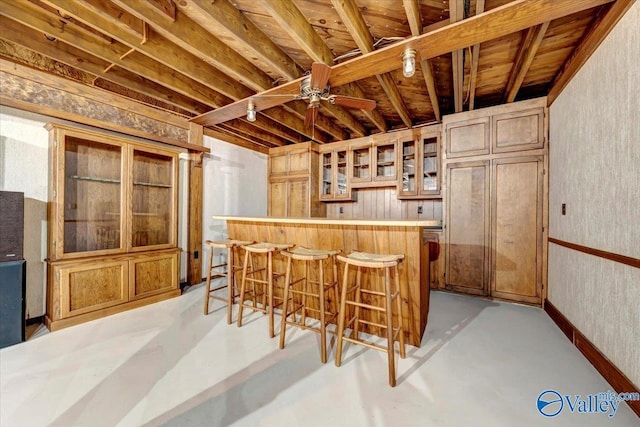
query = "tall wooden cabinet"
xmin=46 ymin=124 xmax=180 ymax=331
xmin=268 ymin=142 xmax=325 ymax=217
xmin=442 ymin=98 xmax=548 ymax=305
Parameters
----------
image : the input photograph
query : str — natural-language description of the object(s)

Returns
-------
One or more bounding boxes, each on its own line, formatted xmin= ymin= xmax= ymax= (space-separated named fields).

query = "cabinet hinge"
xmin=52 ymin=190 xmax=57 ymax=198
xmin=53 ymin=140 xmax=58 ymax=148
xmin=56 ymin=270 xmax=60 ymax=281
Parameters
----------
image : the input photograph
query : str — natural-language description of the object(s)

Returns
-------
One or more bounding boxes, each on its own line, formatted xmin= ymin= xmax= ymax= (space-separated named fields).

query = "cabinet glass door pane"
xmin=352 ymin=147 xmax=370 ymax=180
xmin=64 ymin=137 xmax=122 ymax=254
xmin=376 ymin=143 xmax=396 ymax=179
xmin=132 ymin=150 xmax=173 ymax=247
xmin=322 ymin=152 xmax=332 ymax=196
xmin=336 ymin=150 xmax=347 ymax=195
xmin=401 ymin=140 xmax=416 ymax=193
xmin=423 ymin=138 xmax=438 ymax=192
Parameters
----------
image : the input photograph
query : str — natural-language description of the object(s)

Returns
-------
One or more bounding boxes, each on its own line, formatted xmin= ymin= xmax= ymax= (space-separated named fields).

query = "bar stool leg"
xmin=203 ymin=244 xmax=215 ymax=315
xmin=384 ymin=266 xmax=396 ymax=387
xmin=226 ymin=246 xmax=234 ymax=324
xmin=267 ymin=252 xmax=275 ymax=338
xmin=335 ymin=262 xmax=350 ymax=368
xmin=395 ymin=264 xmax=406 ymax=359
xmin=352 ymin=267 xmax=362 ymax=340
xmin=318 ymin=259 xmax=327 ymax=363
xmin=279 ymin=256 xmax=293 ymax=349
xmin=237 ymin=249 xmax=250 ymax=328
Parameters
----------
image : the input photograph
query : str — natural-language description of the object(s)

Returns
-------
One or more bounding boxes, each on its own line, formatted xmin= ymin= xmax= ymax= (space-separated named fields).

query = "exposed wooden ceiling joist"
xmin=331 ymin=0 xmax=413 ymax=128
xmin=403 ymin=0 xmax=441 ymax=122
xmin=450 ymin=0 xmax=465 ymax=113
xmin=504 ymin=21 xmax=550 ymax=103
xmin=468 ymin=0 xmax=486 ymax=110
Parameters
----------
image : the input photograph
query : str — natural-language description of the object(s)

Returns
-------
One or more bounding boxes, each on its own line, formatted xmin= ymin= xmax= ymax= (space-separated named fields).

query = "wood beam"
xmin=331 ymin=0 xmax=413 ymax=128
xmin=504 ymin=21 xmax=549 ymax=103
xmin=218 ymin=123 xmax=277 ymax=148
xmin=112 ymin=0 xmax=272 ymax=92
xmin=192 ymin=0 xmax=614 ymax=127
xmin=187 ymin=122 xmax=203 ymax=286
xmin=205 ymin=127 xmax=270 ymax=154
xmin=450 ymin=0 xmax=465 ymax=112
xmin=226 ymin=119 xmax=287 ymax=147
xmin=176 ymin=0 xmax=301 ymax=81
xmin=328 ymin=0 xmax=615 ymax=87
xmin=260 ymin=0 xmax=387 ymax=134
xmin=403 ymin=0 xmax=440 ymax=122
xmin=548 ymin=0 xmax=634 ymax=105
xmin=468 ymin=0 xmax=486 ymax=110
xmin=0 ymin=18 xmax=209 ymax=115
xmin=41 ymin=0 xmax=315 ymax=148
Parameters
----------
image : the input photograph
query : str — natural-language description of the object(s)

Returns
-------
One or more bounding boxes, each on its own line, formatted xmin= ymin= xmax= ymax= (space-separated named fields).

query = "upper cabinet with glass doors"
xmin=398 ymin=125 xmax=441 ymax=199
xmin=47 ymin=124 xmax=178 ymax=260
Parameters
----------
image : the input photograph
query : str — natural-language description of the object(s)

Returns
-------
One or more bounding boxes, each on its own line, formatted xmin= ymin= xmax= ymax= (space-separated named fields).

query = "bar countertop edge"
xmin=213 ymin=215 xmax=442 ymax=228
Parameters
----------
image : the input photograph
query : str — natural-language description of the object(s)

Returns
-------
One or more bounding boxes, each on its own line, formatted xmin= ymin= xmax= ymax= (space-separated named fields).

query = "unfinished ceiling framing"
xmin=0 ymin=0 xmax=633 ymax=151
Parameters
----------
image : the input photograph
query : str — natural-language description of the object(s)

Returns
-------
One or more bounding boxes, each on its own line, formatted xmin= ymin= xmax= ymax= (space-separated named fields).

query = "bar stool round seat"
xmin=237 ymin=242 xmax=293 ymax=338
xmin=279 ymin=246 xmax=341 ymax=363
xmin=203 ymin=239 xmax=254 ymax=323
xmin=335 ymin=251 xmax=406 ymax=387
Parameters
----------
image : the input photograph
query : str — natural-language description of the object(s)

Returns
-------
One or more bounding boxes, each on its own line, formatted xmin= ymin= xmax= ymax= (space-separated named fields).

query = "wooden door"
xmin=445 ymin=160 xmax=490 ymax=295
xmin=268 ymin=181 xmax=287 ymax=216
xmin=288 ymin=149 xmax=310 ymax=175
xmin=444 ymin=117 xmax=490 ymax=159
xmin=492 ymin=108 xmax=544 ymax=153
xmin=491 ymin=156 xmax=543 ymax=304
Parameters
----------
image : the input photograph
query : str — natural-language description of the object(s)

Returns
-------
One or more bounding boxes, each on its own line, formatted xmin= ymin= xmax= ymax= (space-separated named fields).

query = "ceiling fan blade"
xmin=304 ymin=106 xmax=318 ymax=128
xmin=310 ymin=62 xmax=331 ymax=89
xmin=331 ymin=95 xmax=377 ymax=110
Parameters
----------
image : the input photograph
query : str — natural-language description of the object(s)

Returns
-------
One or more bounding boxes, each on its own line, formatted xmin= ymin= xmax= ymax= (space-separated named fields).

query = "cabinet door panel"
xmin=268 ymin=181 xmax=287 ymax=217
xmin=287 ymin=179 xmax=310 ymax=217
xmin=58 ymin=261 xmax=128 ymax=318
xmin=491 ymin=157 xmax=543 ymax=303
xmin=269 ymin=153 xmax=288 ymax=176
xmin=445 ymin=161 xmax=490 ymax=295
xmin=492 ymin=109 xmax=544 ymax=153
xmin=445 ymin=117 xmax=490 ymax=158
xmin=288 ymin=150 xmax=310 ymax=174
xmin=130 ymin=252 xmax=178 ymax=300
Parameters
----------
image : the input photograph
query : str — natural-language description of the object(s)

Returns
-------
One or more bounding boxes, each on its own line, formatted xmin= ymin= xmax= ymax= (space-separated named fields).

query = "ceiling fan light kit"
xmin=402 ymin=48 xmax=417 ymax=78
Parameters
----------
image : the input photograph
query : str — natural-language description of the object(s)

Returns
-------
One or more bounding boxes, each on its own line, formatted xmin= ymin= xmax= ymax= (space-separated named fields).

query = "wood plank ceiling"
xmin=0 ymin=0 xmax=632 ymax=151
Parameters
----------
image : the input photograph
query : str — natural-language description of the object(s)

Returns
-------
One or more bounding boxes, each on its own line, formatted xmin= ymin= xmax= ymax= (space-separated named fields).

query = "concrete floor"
xmin=1 ymin=287 xmax=638 ymax=426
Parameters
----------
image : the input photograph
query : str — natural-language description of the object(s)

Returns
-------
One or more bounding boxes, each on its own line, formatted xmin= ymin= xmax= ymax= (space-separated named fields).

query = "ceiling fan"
xmin=190 ymin=62 xmax=376 ymax=128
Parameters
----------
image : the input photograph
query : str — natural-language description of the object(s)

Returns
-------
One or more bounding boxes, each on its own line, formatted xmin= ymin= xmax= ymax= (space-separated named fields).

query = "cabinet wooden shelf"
xmin=45 ymin=123 xmax=180 ymax=331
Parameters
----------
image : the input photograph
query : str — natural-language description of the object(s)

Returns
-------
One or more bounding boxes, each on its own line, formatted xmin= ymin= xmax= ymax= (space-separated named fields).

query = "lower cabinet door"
xmin=58 ymin=261 xmax=129 ymax=318
xmin=129 ymin=251 xmax=179 ymax=300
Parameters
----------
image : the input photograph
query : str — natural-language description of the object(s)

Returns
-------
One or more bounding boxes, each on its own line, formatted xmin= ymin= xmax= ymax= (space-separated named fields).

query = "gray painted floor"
xmin=1 ymin=287 xmax=638 ymax=426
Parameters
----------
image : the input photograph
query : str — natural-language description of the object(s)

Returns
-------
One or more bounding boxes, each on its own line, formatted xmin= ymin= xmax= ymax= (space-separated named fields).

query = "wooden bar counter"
xmin=215 ymin=216 xmax=440 ymax=347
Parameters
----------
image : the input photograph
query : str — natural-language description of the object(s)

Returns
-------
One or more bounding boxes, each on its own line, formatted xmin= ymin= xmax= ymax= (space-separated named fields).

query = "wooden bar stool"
xmin=335 ymin=251 xmax=406 ymax=387
xmin=279 ymin=247 xmax=341 ymax=363
xmin=237 ymin=242 xmax=293 ymax=338
xmin=203 ymin=239 xmax=253 ymax=323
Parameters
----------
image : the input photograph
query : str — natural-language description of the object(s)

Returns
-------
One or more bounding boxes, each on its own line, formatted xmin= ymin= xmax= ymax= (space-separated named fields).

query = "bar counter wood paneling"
xmin=215 ymin=216 xmax=441 ymax=346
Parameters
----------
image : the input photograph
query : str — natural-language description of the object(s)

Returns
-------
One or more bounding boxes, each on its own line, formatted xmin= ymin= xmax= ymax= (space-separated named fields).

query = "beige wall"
xmin=548 ymin=2 xmax=639 ymax=386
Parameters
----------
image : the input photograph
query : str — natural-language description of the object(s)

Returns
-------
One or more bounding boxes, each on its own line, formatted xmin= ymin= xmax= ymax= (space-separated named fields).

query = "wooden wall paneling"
xmin=445 ymin=160 xmax=491 ymax=295
xmin=490 ymin=156 xmax=544 ymax=304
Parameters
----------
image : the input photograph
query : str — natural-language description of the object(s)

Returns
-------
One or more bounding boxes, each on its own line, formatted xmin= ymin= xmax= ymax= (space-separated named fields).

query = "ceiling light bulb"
xmin=402 ymin=48 xmax=417 ymax=78
xmin=247 ymin=100 xmax=256 ymax=122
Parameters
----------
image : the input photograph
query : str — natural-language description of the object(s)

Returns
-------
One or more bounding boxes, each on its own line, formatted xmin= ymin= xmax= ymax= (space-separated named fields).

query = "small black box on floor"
xmin=0 ymin=260 xmax=26 ymax=348
xmin=0 ymin=191 xmax=25 ymax=261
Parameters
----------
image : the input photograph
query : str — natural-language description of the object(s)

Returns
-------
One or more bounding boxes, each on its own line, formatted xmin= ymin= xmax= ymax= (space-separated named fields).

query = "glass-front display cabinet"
xmin=374 ymin=141 xmax=397 ymax=182
xmin=319 ymin=145 xmax=353 ymax=201
xmin=398 ymin=125 xmax=441 ymax=199
xmin=46 ymin=124 xmax=180 ymax=331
